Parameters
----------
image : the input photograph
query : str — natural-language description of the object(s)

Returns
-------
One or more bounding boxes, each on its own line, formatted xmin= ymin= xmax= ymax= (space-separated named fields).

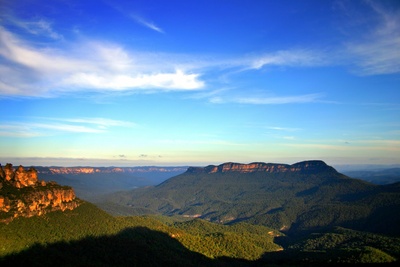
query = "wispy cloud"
xmin=0 ymin=125 xmax=41 ymax=137
xmin=3 ymin=15 xmax=63 ymax=40
xmin=287 ymin=139 xmax=400 ymax=152
xmin=105 ymin=2 xmax=165 ymax=34
xmin=130 ymin=15 xmax=164 ymax=33
xmin=53 ymin=118 xmax=136 ymax=128
xmin=64 ymin=70 xmax=203 ymax=91
xmin=1 ymin=1 xmax=398 ymax=100
xmin=248 ymin=50 xmax=327 ymax=70
xmin=345 ymin=1 xmax=400 ymax=75
xmin=210 ymin=93 xmax=323 ymax=105
xmin=0 ymin=27 xmax=202 ymax=97
xmin=0 ymin=117 xmax=135 ymax=137
xmin=28 ymin=123 xmax=106 ymax=133
xmin=267 ymin=126 xmax=301 ymax=132
xmin=157 ymin=139 xmax=245 ymax=147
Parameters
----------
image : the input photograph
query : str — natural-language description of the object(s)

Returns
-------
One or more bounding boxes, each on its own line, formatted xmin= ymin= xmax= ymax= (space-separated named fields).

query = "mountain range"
xmin=35 ymin=166 xmax=187 ymax=201
xmin=35 ymin=166 xmax=187 ymax=176
xmin=1 ymin=160 xmax=400 ymax=265
xmin=103 ymin=160 xmax=400 ymax=236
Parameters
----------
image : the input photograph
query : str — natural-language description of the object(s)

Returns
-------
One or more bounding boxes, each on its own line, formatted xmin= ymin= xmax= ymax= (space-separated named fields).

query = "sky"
xmin=0 ymin=0 xmax=399 ymax=167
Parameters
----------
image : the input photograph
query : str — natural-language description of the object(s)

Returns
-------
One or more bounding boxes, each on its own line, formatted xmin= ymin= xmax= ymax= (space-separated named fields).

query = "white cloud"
xmin=0 ymin=27 xmax=203 ymax=97
xmin=28 ymin=123 xmax=106 ymax=133
xmin=4 ymin=16 xmax=63 ymax=40
xmin=249 ymin=50 xmax=327 ymax=70
xmin=130 ymin=15 xmax=164 ymax=33
xmin=287 ymin=139 xmax=400 ymax=152
xmin=211 ymin=93 xmax=323 ymax=105
xmin=346 ymin=2 xmax=400 ymax=75
xmin=0 ymin=117 xmax=136 ymax=137
xmin=64 ymin=70 xmax=203 ymax=91
xmin=267 ymin=126 xmax=301 ymax=132
xmin=105 ymin=3 xmax=164 ymax=34
xmin=55 ymin=118 xmax=136 ymax=128
xmin=0 ymin=125 xmax=41 ymax=137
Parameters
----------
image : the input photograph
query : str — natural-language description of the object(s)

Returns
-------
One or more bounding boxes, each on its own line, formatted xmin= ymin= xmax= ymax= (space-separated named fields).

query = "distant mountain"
xmin=104 ymin=160 xmax=400 ymax=236
xmin=34 ymin=166 xmax=187 ymax=201
xmin=343 ymin=168 xmax=400 ymax=185
xmin=36 ymin=166 xmax=187 ymax=176
xmin=2 ymin=162 xmax=400 ymax=265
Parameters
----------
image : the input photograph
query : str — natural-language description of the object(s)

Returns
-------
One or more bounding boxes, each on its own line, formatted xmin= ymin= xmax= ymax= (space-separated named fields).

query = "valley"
xmin=1 ymin=161 xmax=400 ymax=266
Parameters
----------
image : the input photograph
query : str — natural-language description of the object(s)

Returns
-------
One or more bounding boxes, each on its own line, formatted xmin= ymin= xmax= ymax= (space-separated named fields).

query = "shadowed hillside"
xmin=0 ymin=227 xmax=240 ymax=267
xmin=1 ymin=186 xmax=399 ymax=265
xmin=2 ymin=225 xmax=399 ymax=266
xmin=102 ymin=160 xmax=400 ymax=236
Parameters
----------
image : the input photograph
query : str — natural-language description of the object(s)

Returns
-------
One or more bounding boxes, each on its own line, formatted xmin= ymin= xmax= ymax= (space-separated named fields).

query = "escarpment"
xmin=0 ymin=163 xmax=80 ymax=223
xmin=186 ymin=160 xmax=337 ymax=174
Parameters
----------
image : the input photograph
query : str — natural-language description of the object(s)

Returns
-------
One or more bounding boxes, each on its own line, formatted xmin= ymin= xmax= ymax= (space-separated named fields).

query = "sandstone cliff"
xmin=186 ymin=160 xmax=337 ymax=174
xmin=0 ymin=163 xmax=80 ymax=223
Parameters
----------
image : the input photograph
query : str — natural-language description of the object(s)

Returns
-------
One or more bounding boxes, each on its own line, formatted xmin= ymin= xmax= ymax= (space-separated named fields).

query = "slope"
xmin=0 ymin=201 xmax=284 ymax=266
xmin=104 ymin=160 xmax=400 ymax=236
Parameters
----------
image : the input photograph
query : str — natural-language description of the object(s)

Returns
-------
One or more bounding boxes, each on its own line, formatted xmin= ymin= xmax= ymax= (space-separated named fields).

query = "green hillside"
xmin=1 ymin=201 xmax=399 ymax=266
xmin=102 ymin=161 xmax=400 ymax=236
xmin=2 ymin=160 xmax=400 ymax=265
xmin=263 ymin=227 xmax=400 ymax=265
xmin=0 ymin=202 xmax=281 ymax=266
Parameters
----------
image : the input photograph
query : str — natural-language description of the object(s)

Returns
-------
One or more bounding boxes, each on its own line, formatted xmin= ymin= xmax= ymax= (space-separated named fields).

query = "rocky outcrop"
xmin=35 ymin=166 xmax=187 ymax=175
xmin=186 ymin=160 xmax=337 ymax=174
xmin=0 ymin=163 xmax=80 ymax=223
xmin=1 ymin=164 xmax=40 ymax=188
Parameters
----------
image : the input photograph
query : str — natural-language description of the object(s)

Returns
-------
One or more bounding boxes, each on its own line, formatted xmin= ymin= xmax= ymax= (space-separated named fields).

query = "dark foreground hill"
xmin=102 ymin=160 xmax=400 ymax=236
xmin=1 ymin=202 xmax=400 ymax=266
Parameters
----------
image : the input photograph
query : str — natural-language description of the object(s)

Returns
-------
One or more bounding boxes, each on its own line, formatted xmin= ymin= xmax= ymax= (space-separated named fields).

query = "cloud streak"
xmin=1 ymin=1 xmax=398 ymax=100
xmin=345 ymin=1 xmax=400 ymax=75
xmin=131 ymin=15 xmax=164 ymax=33
xmin=0 ymin=27 xmax=202 ymax=97
xmin=210 ymin=93 xmax=323 ymax=105
xmin=0 ymin=117 xmax=135 ymax=137
xmin=249 ymin=50 xmax=327 ymax=70
xmin=286 ymin=139 xmax=400 ymax=152
xmin=267 ymin=126 xmax=301 ymax=132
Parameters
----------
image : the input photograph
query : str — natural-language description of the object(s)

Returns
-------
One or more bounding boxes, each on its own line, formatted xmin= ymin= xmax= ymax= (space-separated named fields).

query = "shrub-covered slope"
xmin=0 ymin=202 xmax=281 ymax=266
xmin=104 ymin=160 xmax=400 ymax=235
xmin=1 ymin=201 xmax=399 ymax=266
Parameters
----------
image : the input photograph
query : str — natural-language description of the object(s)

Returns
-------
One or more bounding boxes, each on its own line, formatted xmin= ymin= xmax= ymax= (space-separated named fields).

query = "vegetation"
xmin=0 ymin=202 xmax=279 ymax=266
xmin=1 ymin=201 xmax=399 ymax=266
xmin=172 ymin=219 xmax=282 ymax=260
xmin=102 ymin=166 xmax=400 ymax=236
xmin=2 ymin=161 xmax=400 ymax=265
xmin=262 ymin=227 xmax=400 ymax=264
xmin=343 ymin=168 xmax=400 ymax=185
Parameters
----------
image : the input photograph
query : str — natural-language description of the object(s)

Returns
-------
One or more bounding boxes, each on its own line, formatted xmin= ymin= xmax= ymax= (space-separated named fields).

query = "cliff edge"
xmin=186 ymin=160 xmax=338 ymax=174
xmin=0 ymin=163 xmax=80 ymax=223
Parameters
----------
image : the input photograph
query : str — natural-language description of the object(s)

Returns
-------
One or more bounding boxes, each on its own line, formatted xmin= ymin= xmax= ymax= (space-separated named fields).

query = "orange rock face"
xmin=14 ymin=165 xmax=38 ymax=188
xmin=0 ymin=163 xmax=80 ymax=223
xmin=187 ymin=160 xmax=332 ymax=174
xmin=0 ymin=163 xmax=39 ymax=188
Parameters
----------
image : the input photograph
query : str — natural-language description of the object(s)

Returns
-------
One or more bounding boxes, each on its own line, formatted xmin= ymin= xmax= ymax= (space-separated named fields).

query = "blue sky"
xmin=0 ymin=0 xmax=399 ymax=167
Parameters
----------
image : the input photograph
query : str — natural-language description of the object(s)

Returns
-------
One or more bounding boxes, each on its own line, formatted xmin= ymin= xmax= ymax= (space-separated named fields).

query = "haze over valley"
xmin=1 ymin=0 xmax=399 ymax=167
